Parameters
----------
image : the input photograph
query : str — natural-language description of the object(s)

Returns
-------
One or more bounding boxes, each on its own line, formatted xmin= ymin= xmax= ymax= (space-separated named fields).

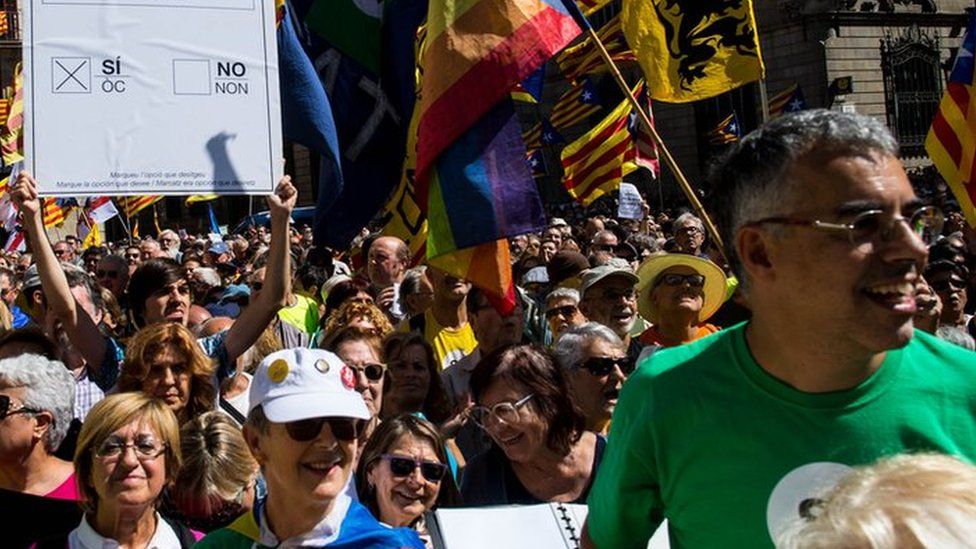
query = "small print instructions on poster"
xmin=23 ymin=0 xmax=282 ymax=196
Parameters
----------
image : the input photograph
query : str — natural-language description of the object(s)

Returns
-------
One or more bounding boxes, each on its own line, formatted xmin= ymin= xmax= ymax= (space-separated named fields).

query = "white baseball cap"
xmin=249 ymin=348 xmax=370 ymax=423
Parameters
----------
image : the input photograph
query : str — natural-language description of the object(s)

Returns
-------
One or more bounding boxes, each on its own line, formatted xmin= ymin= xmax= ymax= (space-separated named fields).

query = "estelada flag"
xmin=622 ymin=0 xmax=764 ymax=102
xmin=926 ymin=12 xmax=976 ymax=226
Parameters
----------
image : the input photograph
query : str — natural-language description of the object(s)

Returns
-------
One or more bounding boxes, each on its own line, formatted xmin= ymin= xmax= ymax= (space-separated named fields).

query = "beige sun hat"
xmin=636 ymin=253 xmax=727 ymax=324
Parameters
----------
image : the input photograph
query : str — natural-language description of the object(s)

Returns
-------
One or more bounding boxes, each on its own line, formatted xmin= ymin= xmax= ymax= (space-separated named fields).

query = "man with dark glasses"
xmin=552 ymin=323 xmax=632 ymax=435
xmin=925 ymin=260 xmax=971 ymax=334
xmin=200 ymin=348 xmax=423 ymax=548
xmin=586 ymin=110 xmax=976 ymax=548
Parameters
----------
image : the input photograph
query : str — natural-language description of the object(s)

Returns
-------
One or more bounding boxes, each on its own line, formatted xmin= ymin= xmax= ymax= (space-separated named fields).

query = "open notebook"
xmin=427 ymin=503 xmax=589 ymax=549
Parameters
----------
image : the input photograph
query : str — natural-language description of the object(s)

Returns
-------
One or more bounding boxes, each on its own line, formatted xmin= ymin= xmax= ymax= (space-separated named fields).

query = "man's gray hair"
xmin=0 ymin=354 xmax=75 ymax=452
xmin=192 ymin=267 xmax=222 ymax=288
xmin=399 ymin=266 xmax=429 ymax=310
xmin=64 ymin=264 xmax=103 ymax=313
xmin=546 ymin=287 xmax=580 ymax=307
xmin=708 ymin=109 xmax=899 ymax=286
xmin=552 ymin=322 xmax=624 ymax=371
xmin=673 ymin=212 xmax=704 ymax=234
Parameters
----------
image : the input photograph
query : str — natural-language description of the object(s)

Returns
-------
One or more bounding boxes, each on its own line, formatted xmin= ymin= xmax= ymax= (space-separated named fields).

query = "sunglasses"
xmin=0 ymin=394 xmax=40 ymax=420
xmin=96 ymin=269 xmax=120 ymax=279
xmin=381 ymin=454 xmax=447 ymax=483
xmin=349 ymin=363 xmax=386 ymax=382
xmin=545 ymin=305 xmax=578 ymax=320
xmin=655 ymin=273 xmax=706 ymax=288
xmin=582 ymin=356 xmax=636 ymax=377
xmin=931 ymin=278 xmax=966 ymax=292
xmin=284 ymin=417 xmax=363 ymax=442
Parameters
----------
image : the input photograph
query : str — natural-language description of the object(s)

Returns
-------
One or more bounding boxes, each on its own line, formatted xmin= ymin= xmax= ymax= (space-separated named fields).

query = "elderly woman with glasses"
xmin=325 ymin=326 xmax=389 ymax=446
xmin=552 ymin=323 xmax=633 ymax=435
xmin=635 ymin=253 xmax=728 ymax=349
xmin=461 ymin=345 xmax=604 ymax=506
xmin=67 ymin=392 xmax=193 ymax=547
xmin=0 ymin=354 xmax=77 ymax=499
xmin=356 ymin=415 xmax=460 ymax=547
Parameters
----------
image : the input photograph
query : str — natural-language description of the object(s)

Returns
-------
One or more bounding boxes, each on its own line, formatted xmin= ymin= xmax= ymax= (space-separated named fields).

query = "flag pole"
xmin=561 ymin=1 xmax=727 ymax=261
xmin=759 ymin=78 xmax=770 ymax=122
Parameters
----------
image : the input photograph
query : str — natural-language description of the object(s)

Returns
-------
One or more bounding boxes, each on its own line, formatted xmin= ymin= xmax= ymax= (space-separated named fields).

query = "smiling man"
xmin=578 ymin=261 xmax=644 ymax=363
xmin=199 ymin=348 xmax=423 ymax=548
xmin=584 ymin=110 xmax=976 ymax=548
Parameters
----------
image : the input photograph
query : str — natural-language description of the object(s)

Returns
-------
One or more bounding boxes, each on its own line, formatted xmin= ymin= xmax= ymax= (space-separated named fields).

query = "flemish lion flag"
xmin=622 ymin=0 xmax=764 ymax=102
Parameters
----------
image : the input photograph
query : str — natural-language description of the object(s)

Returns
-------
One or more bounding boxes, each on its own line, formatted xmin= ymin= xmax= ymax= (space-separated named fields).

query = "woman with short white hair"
xmin=0 ymin=353 xmax=78 ymax=500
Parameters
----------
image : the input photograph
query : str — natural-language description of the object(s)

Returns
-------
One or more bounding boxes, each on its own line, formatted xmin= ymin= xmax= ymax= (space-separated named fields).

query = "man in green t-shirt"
xmin=584 ymin=110 xmax=976 ymax=548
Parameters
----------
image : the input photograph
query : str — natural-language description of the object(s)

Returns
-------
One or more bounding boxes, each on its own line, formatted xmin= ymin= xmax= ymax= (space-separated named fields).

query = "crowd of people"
xmin=2 ymin=109 xmax=976 ymax=548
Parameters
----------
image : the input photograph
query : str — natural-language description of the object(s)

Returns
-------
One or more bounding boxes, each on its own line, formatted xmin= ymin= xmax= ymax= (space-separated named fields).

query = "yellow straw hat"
xmin=636 ymin=253 xmax=728 ymax=324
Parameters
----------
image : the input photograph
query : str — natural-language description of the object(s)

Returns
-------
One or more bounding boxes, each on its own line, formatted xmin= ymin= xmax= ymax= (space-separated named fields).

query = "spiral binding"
xmin=555 ymin=503 xmax=581 ymax=548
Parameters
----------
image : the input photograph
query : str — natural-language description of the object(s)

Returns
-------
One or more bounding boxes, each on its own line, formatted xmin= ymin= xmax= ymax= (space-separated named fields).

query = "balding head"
xmin=367 ymin=236 xmax=409 ymax=288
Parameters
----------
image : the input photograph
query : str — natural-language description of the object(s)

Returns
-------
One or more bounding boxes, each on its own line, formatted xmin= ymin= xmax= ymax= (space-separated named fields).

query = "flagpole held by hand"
xmin=557 ymin=0 xmax=728 ymax=264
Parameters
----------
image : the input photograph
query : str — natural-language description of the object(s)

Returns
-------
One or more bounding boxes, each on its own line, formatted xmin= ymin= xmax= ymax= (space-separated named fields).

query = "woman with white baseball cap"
xmin=198 ymin=348 xmax=424 ymax=548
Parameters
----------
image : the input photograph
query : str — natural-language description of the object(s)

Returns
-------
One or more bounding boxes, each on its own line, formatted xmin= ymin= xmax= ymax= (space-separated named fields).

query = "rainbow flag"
xmin=927 ymin=12 xmax=976 ymax=226
xmin=415 ymin=0 xmax=580 ymax=194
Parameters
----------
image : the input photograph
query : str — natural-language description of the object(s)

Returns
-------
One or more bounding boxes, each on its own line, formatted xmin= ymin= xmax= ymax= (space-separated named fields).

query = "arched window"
xmin=881 ymin=25 xmax=943 ymax=158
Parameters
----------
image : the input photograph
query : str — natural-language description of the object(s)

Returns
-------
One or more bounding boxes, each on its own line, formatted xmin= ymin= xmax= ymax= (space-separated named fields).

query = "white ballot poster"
xmin=23 ymin=0 xmax=282 ymax=196
xmin=617 ymin=182 xmax=643 ymax=219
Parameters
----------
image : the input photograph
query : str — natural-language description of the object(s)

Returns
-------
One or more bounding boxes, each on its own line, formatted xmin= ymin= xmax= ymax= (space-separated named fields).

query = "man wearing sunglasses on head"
xmin=585 ymin=110 xmax=976 ymax=548
xmin=199 ymin=348 xmax=424 ymax=548
xmin=553 ymin=323 xmax=633 ymax=435
xmin=634 ymin=253 xmax=728 ymax=350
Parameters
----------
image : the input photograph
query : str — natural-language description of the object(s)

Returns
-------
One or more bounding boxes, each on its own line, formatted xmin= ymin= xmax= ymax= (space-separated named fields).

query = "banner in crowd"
xmin=22 ymin=0 xmax=282 ymax=196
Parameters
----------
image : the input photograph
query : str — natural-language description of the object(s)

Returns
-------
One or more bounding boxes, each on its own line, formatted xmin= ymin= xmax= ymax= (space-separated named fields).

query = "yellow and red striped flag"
xmin=42 ymin=198 xmax=75 ymax=228
xmin=118 ymin=195 xmax=163 ymax=218
xmin=1 ymin=63 xmax=23 ymax=165
xmin=560 ymin=82 xmax=646 ymax=205
xmin=0 ymin=98 xmax=10 ymax=128
xmin=926 ymin=13 xmax=976 ymax=226
xmin=555 ymin=15 xmax=635 ymax=82
xmin=576 ymin=0 xmax=611 ymax=15
xmin=0 ymin=13 xmax=9 ymax=37
xmin=550 ymin=78 xmax=601 ymax=131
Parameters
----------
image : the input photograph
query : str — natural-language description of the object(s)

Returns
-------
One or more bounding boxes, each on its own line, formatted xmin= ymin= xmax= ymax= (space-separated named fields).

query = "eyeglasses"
xmin=545 ymin=305 xmax=578 ymax=319
xmin=96 ymin=269 xmax=120 ymax=279
xmin=53 ymin=249 xmax=70 ymax=257
xmin=676 ymin=226 xmax=703 ymax=235
xmin=94 ymin=436 xmax=167 ymax=461
xmin=284 ymin=417 xmax=362 ymax=442
xmin=749 ymin=206 xmax=944 ymax=254
xmin=654 ymin=273 xmax=706 ymax=288
xmin=349 ymin=363 xmax=386 ymax=382
xmin=381 ymin=454 xmax=447 ymax=483
xmin=931 ymin=277 xmax=966 ymax=292
xmin=0 ymin=394 xmax=40 ymax=420
xmin=470 ymin=394 xmax=535 ymax=429
xmin=581 ymin=356 xmax=635 ymax=377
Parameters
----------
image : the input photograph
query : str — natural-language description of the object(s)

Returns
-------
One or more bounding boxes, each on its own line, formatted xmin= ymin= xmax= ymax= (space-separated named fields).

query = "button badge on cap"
xmin=340 ymin=365 xmax=356 ymax=389
xmin=268 ymin=358 xmax=290 ymax=383
xmin=314 ymin=358 xmax=330 ymax=374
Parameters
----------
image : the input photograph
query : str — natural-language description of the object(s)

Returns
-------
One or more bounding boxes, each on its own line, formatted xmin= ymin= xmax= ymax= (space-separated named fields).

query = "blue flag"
xmin=291 ymin=0 xmax=426 ymax=249
xmin=207 ymin=203 xmax=221 ymax=235
xmin=278 ymin=8 xmax=344 ymax=241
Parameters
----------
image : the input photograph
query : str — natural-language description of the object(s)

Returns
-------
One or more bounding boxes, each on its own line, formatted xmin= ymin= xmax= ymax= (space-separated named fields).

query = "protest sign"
xmin=617 ymin=182 xmax=644 ymax=219
xmin=23 ymin=0 xmax=282 ymax=196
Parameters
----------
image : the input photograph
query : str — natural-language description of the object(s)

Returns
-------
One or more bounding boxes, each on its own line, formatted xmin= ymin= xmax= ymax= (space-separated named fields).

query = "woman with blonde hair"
xmin=118 ymin=322 xmax=216 ymax=424
xmin=163 ymin=411 xmax=260 ymax=532
xmin=65 ymin=392 xmax=193 ymax=547
xmin=778 ymin=453 xmax=976 ymax=548
xmin=318 ymin=300 xmax=394 ymax=349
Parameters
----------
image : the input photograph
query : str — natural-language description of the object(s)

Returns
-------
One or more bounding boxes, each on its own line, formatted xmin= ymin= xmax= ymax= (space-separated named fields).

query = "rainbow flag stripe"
xmin=415 ymin=0 xmax=579 ymax=193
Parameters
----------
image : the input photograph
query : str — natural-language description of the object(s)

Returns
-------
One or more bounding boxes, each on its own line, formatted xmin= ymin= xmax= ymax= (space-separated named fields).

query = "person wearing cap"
xmin=584 ymin=110 xmax=976 ymax=548
xmin=547 ymin=251 xmax=590 ymax=288
xmin=635 ymin=253 xmax=726 ymax=349
xmin=208 ymin=240 xmax=234 ymax=265
xmin=198 ymin=348 xmax=424 ymax=548
xmin=578 ymin=259 xmax=644 ymax=363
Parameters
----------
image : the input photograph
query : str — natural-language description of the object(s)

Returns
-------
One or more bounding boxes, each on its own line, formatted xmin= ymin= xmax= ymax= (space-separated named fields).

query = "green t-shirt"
xmin=587 ymin=322 xmax=976 ymax=548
